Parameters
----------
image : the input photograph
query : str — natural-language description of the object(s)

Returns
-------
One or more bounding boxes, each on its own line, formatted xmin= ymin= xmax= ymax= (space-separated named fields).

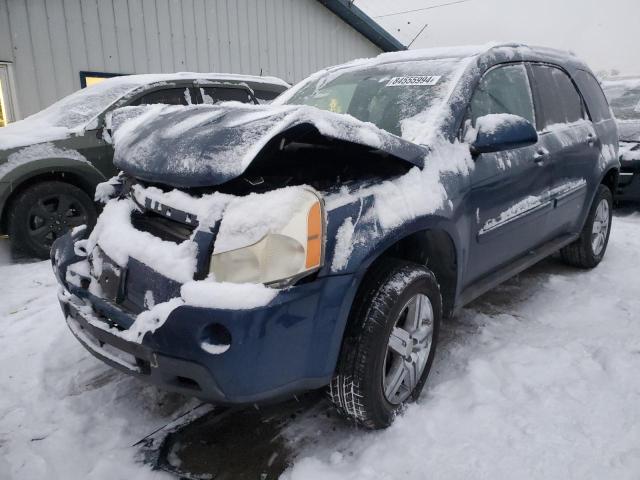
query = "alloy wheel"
xmin=26 ymin=193 xmax=89 ymax=249
xmin=591 ymin=198 xmax=610 ymax=256
xmin=382 ymin=293 xmax=434 ymax=405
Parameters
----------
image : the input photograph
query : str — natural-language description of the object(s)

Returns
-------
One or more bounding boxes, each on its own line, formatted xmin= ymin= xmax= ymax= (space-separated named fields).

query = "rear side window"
xmin=575 ymin=70 xmax=614 ymax=122
xmin=529 ymin=65 xmax=585 ymax=129
xmin=131 ymin=87 xmax=193 ymax=106
xmin=199 ymin=87 xmax=253 ymax=104
xmin=469 ymin=64 xmax=535 ymax=126
xmin=254 ymin=89 xmax=282 ymax=102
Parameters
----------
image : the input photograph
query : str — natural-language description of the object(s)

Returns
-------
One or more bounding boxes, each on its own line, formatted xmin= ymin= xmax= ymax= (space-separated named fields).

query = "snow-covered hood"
xmin=618 ymin=120 xmax=640 ymax=143
xmin=0 ymin=118 xmax=75 ymax=153
xmin=111 ymin=103 xmax=428 ymax=188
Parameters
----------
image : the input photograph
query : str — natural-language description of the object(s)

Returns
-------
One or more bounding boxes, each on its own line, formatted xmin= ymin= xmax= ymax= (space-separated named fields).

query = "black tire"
xmin=329 ymin=259 xmax=442 ymax=429
xmin=8 ymin=181 xmax=97 ymax=259
xmin=560 ymin=184 xmax=613 ymax=269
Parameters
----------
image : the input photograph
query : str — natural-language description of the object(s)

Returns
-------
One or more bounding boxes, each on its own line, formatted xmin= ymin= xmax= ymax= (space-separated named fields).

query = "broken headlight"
xmin=209 ymin=189 xmax=324 ymax=286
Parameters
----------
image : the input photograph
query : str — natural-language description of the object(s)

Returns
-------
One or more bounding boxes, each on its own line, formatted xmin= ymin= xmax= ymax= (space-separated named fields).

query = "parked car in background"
xmin=602 ymin=78 xmax=640 ymax=202
xmin=0 ymin=73 xmax=289 ymax=258
xmin=52 ymin=44 xmax=619 ymax=429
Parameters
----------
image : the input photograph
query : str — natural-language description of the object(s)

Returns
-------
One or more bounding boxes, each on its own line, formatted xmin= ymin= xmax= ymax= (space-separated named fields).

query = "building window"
xmin=79 ymin=71 xmax=126 ymax=88
xmin=0 ymin=63 xmax=16 ymax=127
xmin=0 ymin=80 xmax=6 ymax=127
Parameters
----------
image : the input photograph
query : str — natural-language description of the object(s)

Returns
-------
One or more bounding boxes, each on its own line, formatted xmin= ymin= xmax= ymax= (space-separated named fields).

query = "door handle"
xmin=586 ymin=134 xmax=596 ymax=146
xmin=533 ymin=148 xmax=549 ymax=164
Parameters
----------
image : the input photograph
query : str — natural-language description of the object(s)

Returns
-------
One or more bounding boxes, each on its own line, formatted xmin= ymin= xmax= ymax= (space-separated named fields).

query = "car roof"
xmin=96 ymin=72 xmax=291 ymax=92
xmin=314 ymin=42 xmax=591 ymax=76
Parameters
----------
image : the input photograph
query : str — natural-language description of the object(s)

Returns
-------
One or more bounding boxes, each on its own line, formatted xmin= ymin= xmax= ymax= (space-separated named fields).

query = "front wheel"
xmin=8 ymin=181 xmax=97 ymax=259
xmin=560 ymin=184 xmax=613 ymax=269
xmin=330 ymin=260 xmax=441 ymax=429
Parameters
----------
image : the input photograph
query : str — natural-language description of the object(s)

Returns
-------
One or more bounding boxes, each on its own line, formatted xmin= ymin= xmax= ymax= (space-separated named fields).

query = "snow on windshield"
xmin=281 ymin=58 xmax=470 ymax=141
xmin=603 ymin=79 xmax=640 ymax=121
xmin=0 ymin=79 xmax=141 ymax=150
xmin=35 ymin=80 xmax=142 ymax=129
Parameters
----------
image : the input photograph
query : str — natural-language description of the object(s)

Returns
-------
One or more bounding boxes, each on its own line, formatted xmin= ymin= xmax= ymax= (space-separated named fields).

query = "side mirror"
xmin=470 ymin=114 xmax=538 ymax=155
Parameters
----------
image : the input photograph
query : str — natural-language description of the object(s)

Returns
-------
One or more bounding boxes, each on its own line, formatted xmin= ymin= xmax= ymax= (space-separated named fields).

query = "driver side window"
xmin=469 ymin=64 xmax=536 ymax=126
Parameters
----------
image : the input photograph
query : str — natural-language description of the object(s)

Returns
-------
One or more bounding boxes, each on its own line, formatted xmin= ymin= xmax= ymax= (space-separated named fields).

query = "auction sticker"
xmin=386 ymin=75 xmax=441 ymax=87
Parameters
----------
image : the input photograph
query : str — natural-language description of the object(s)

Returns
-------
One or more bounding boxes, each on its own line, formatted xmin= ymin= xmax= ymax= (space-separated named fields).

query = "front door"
xmin=463 ymin=63 xmax=555 ymax=287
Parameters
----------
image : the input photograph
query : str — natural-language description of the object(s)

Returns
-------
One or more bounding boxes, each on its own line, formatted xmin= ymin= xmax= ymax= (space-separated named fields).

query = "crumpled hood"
xmin=111 ymin=103 xmax=427 ymax=187
xmin=618 ymin=120 xmax=640 ymax=143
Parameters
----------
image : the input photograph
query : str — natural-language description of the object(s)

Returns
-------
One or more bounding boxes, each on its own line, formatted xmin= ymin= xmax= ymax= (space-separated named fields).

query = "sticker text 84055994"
xmin=386 ymin=75 xmax=441 ymax=87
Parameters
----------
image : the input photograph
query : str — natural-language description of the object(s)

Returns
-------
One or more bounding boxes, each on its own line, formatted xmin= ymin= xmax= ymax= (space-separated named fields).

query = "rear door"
xmin=527 ymin=64 xmax=598 ymax=236
xmin=464 ymin=63 xmax=556 ymax=286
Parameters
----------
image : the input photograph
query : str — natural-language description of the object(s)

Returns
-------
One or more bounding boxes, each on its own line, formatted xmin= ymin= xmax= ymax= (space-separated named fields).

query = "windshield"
xmin=603 ymin=80 xmax=640 ymax=121
xmin=283 ymin=59 xmax=464 ymax=138
xmin=28 ymin=79 xmax=142 ymax=129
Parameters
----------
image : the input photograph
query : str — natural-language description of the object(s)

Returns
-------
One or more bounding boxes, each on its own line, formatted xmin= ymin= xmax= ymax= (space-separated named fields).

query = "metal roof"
xmin=317 ymin=0 xmax=406 ymax=52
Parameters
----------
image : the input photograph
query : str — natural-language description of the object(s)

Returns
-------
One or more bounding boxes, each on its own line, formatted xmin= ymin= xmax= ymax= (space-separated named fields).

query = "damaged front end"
xmin=50 ymin=170 xmax=375 ymax=404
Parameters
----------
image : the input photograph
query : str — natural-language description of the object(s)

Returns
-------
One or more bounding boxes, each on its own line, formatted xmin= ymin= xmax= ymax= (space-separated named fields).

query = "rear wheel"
xmin=560 ymin=184 xmax=613 ymax=268
xmin=329 ymin=259 xmax=441 ymax=429
xmin=8 ymin=181 xmax=96 ymax=259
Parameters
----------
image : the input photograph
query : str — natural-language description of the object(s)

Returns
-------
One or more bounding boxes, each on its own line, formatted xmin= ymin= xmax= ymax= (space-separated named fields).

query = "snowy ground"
xmin=2 ymin=211 xmax=640 ymax=479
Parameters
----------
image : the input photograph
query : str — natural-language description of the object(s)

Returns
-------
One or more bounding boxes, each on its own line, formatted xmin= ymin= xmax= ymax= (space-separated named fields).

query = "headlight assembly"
xmin=209 ymin=188 xmax=324 ymax=286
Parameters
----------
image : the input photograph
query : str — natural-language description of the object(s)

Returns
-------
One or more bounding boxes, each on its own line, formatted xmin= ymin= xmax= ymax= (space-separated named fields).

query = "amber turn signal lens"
xmin=305 ymin=201 xmax=322 ymax=269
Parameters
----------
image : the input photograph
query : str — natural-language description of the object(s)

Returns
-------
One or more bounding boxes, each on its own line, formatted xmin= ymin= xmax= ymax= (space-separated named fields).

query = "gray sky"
xmin=357 ymin=0 xmax=639 ymax=76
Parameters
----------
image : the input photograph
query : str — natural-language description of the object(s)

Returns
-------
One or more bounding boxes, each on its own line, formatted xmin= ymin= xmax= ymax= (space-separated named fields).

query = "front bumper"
xmin=52 ymin=234 xmax=358 ymax=405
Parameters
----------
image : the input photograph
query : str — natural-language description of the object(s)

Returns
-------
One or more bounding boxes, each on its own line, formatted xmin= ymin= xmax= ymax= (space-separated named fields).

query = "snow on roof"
xmin=90 ymin=71 xmax=291 ymax=89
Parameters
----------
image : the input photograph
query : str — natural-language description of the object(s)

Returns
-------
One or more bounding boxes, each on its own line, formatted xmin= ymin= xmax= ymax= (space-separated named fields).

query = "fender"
xmin=317 ymin=211 xmax=462 ymax=377
xmin=0 ymin=157 xmax=106 ymax=225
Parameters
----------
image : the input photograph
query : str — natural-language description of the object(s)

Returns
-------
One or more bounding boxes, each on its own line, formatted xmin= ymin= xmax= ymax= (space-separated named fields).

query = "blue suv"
xmin=51 ymin=44 xmax=619 ymax=429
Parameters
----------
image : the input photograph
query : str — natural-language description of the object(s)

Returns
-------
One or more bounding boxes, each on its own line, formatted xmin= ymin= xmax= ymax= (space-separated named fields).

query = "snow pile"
xmin=180 ymin=281 xmax=278 ymax=309
xmin=81 ymin=198 xmax=199 ymax=284
xmin=0 ymin=260 xmax=194 ymax=479
xmin=281 ymin=213 xmax=640 ymax=480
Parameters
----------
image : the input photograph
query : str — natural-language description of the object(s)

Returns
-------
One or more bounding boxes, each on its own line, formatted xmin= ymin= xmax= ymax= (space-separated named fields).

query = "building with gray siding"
xmin=0 ymin=0 xmax=403 ymax=123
